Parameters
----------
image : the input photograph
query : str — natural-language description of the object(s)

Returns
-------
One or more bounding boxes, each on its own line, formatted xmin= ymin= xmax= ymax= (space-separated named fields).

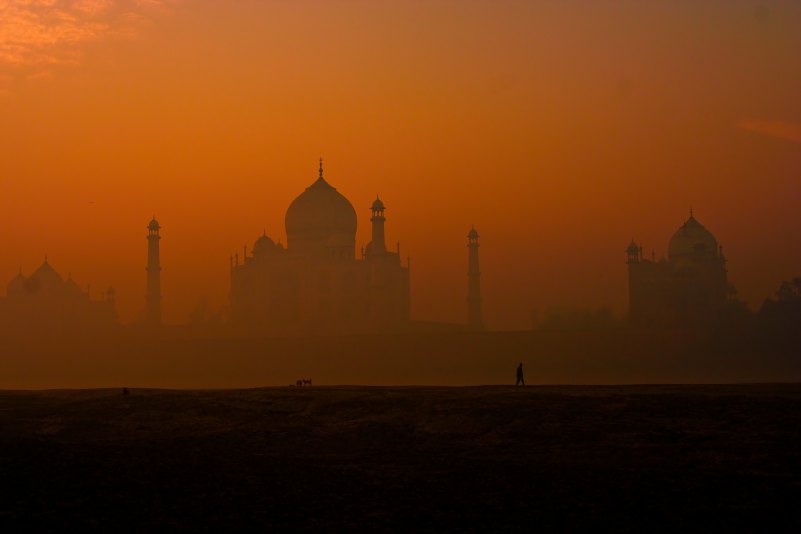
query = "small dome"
xmin=253 ymin=233 xmax=279 ymax=258
xmin=6 ymin=271 xmax=26 ymax=297
xmin=285 ymin=162 xmax=357 ymax=251
xmin=668 ymin=214 xmax=718 ymax=260
xmin=626 ymin=240 xmax=639 ymax=254
xmin=467 ymin=227 xmax=479 ymax=240
xmin=371 ymin=196 xmax=385 ymax=211
xmin=148 ymin=217 xmax=160 ymax=231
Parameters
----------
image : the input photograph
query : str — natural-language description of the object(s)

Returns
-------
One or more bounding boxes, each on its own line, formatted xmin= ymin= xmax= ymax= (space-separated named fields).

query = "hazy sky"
xmin=1 ymin=0 xmax=800 ymax=328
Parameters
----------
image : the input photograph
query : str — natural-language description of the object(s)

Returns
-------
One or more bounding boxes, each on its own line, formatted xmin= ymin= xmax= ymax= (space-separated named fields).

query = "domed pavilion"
xmin=626 ymin=210 xmax=731 ymax=326
xmin=229 ymin=159 xmax=410 ymax=332
xmin=0 ymin=258 xmax=117 ymax=334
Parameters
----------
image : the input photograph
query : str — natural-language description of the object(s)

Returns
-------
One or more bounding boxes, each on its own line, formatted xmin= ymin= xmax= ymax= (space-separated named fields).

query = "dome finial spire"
xmin=318 ymin=157 xmax=324 ymax=181
xmin=689 ymin=207 xmax=694 ymax=218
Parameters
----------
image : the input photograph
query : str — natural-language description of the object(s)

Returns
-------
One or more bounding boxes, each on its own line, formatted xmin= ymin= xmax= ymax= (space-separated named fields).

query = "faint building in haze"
xmin=229 ymin=160 xmax=410 ymax=333
xmin=146 ymin=216 xmax=162 ymax=327
xmin=627 ymin=211 xmax=731 ymax=326
xmin=0 ymin=258 xmax=117 ymax=335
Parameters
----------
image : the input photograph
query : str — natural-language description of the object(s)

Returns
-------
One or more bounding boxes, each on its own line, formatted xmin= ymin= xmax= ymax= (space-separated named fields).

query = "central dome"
xmin=668 ymin=213 xmax=718 ymax=260
xmin=285 ymin=162 xmax=357 ymax=255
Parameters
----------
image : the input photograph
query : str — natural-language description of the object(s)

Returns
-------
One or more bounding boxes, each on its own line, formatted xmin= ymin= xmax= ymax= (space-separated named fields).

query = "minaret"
xmin=467 ymin=226 xmax=483 ymax=330
xmin=626 ymin=239 xmax=643 ymax=326
xmin=146 ymin=216 xmax=162 ymax=326
xmin=370 ymin=196 xmax=387 ymax=254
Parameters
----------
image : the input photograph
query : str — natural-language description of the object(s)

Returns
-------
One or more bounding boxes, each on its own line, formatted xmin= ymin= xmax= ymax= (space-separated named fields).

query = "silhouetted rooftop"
xmin=285 ymin=162 xmax=357 ymax=247
xmin=668 ymin=213 xmax=717 ymax=259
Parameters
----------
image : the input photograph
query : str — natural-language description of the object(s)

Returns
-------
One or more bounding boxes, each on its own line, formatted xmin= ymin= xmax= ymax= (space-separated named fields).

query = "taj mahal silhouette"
xmin=228 ymin=159 xmax=413 ymax=333
xmin=0 ymin=160 xmax=746 ymax=334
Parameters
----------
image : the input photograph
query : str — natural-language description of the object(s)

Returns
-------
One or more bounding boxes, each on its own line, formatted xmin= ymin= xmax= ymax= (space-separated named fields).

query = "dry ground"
xmin=1 ymin=384 xmax=800 ymax=530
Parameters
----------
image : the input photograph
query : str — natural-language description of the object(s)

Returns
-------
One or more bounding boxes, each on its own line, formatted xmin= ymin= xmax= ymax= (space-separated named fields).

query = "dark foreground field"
xmin=2 ymin=385 xmax=801 ymax=531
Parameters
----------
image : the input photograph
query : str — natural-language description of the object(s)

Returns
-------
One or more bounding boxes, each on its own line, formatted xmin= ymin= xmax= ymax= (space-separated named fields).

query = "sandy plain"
xmin=1 ymin=384 xmax=800 ymax=530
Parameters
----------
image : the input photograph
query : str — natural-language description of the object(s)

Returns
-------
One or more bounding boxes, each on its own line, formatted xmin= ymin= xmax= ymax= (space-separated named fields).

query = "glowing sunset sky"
xmin=1 ymin=0 xmax=800 ymax=328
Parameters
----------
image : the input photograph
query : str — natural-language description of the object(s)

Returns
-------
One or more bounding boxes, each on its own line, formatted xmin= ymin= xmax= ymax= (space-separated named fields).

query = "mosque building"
xmin=626 ymin=211 xmax=732 ymax=326
xmin=0 ymin=258 xmax=117 ymax=335
xmin=229 ymin=160 xmax=410 ymax=333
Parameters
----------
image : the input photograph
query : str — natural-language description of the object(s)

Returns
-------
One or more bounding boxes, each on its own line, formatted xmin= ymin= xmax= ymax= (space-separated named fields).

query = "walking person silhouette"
xmin=516 ymin=362 xmax=525 ymax=386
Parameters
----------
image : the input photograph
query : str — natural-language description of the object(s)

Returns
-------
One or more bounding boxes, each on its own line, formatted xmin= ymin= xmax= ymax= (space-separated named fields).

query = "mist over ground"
xmin=2 ymin=326 xmax=799 ymax=389
xmin=2 ymin=384 xmax=800 ymax=530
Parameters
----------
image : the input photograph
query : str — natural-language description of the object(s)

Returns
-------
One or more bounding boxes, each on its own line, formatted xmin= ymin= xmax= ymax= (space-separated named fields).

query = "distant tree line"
xmin=759 ymin=277 xmax=801 ymax=324
xmin=531 ymin=276 xmax=801 ymax=330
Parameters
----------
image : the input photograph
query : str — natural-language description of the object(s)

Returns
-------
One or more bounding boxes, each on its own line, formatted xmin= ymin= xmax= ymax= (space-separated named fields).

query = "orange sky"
xmin=1 ymin=0 xmax=800 ymax=329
